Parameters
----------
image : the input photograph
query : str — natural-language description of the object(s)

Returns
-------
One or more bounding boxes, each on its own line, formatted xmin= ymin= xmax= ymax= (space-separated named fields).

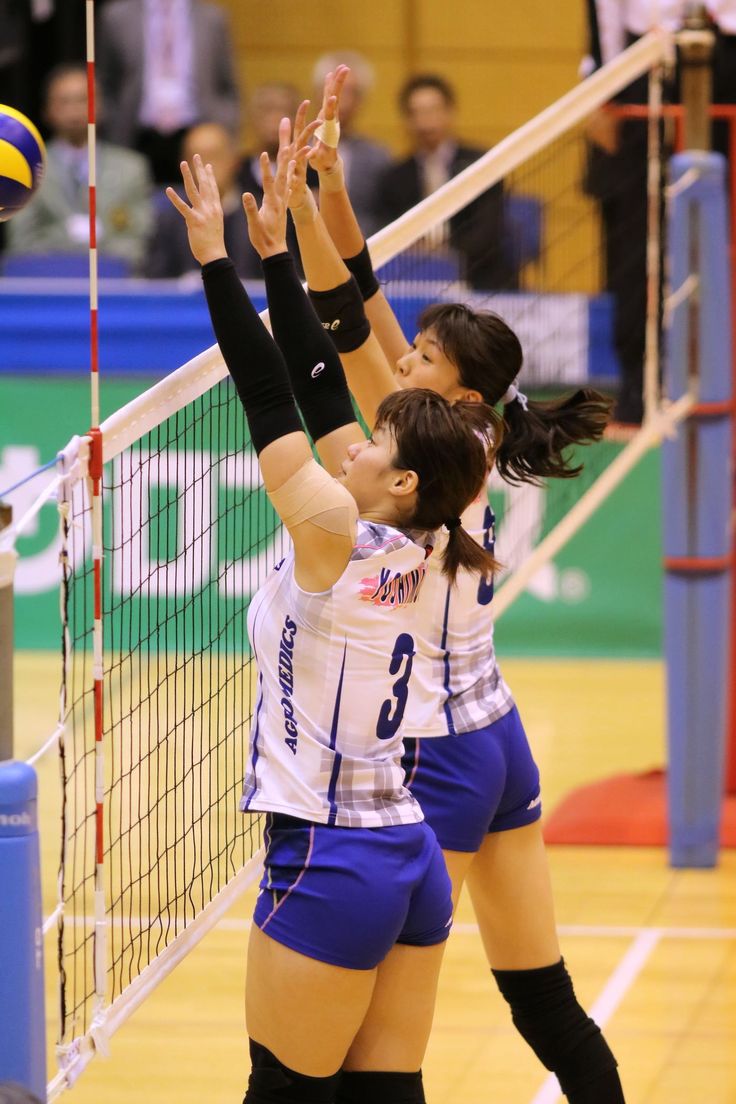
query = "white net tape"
xmin=33 ymin=29 xmax=690 ymax=1096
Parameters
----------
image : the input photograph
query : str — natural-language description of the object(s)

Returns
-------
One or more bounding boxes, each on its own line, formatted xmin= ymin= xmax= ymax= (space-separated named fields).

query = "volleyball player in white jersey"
xmin=281 ymin=69 xmax=625 ymax=1103
xmin=167 ymin=141 xmax=502 ymax=1104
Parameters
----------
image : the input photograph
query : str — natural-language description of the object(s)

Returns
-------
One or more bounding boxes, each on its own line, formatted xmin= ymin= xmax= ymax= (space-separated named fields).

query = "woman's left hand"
xmin=166 ymin=155 xmax=227 ymax=266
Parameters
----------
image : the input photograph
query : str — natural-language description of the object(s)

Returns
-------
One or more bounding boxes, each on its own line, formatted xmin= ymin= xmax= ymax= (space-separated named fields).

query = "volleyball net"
xmin=7 ymin=27 xmax=712 ymax=1095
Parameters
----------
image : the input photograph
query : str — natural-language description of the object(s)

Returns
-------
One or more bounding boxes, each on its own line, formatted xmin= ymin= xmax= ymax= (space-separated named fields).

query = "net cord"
xmin=367 ymin=30 xmax=672 ymax=268
xmin=24 ymin=31 xmax=677 ymax=1091
xmin=25 ymin=34 xmax=675 ymax=768
xmin=97 ymin=31 xmax=672 ymax=464
xmin=48 ymin=849 xmax=264 ymax=1099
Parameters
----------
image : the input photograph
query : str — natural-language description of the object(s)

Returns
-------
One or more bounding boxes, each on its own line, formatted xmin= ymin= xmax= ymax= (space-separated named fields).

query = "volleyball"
xmin=0 ymin=104 xmax=46 ymax=222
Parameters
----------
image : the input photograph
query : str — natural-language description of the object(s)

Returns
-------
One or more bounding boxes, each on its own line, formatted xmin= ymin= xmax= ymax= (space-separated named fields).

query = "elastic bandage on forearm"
xmin=318 ymin=157 xmax=345 ymax=194
xmin=308 ymin=275 xmax=371 ymax=353
xmin=343 ymin=241 xmax=380 ymax=301
xmin=270 ymin=459 xmax=358 ymax=538
xmin=262 ymin=252 xmax=357 ymax=442
xmin=201 ymin=258 xmax=302 ymax=455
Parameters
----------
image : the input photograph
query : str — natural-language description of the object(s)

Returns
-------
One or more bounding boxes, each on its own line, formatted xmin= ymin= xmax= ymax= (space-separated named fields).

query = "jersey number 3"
xmin=376 ymin=633 xmax=415 ymax=740
xmin=477 ymin=505 xmax=495 ymax=606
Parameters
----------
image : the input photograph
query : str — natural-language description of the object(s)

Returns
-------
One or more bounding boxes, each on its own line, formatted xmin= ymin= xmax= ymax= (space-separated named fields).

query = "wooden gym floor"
xmin=14 ymin=652 xmax=736 ymax=1103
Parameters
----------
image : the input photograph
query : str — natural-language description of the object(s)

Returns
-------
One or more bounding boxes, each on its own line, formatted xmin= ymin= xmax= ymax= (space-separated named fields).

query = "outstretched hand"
xmin=166 ymin=155 xmax=227 ymax=266
xmin=308 ymin=64 xmax=350 ymax=175
xmin=242 ymin=114 xmax=320 ymax=256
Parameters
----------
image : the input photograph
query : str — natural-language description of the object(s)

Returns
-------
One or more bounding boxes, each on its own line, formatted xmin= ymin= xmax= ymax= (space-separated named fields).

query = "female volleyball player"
xmin=167 ymin=144 xmax=501 ymax=1104
xmin=280 ymin=68 xmax=625 ymax=1103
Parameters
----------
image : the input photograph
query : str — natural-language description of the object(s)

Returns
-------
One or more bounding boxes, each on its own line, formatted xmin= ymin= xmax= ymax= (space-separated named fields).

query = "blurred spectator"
xmin=146 ymin=122 xmax=262 ymax=278
xmin=0 ymin=1 xmax=87 ymax=122
xmin=585 ymin=3 xmax=736 ymax=423
xmin=0 ymin=1083 xmax=43 ymax=1104
xmin=311 ymin=50 xmax=391 ymax=236
xmin=374 ymin=74 xmax=515 ymax=290
xmin=5 ymin=63 xmax=153 ymax=273
xmin=237 ymin=82 xmax=306 ymax=270
xmin=96 ymin=0 xmax=240 ymax=184
xmin=0 ymin=0 xmax=28 ymax=112
xmin=708 ymin=2 xmax=736 ymax=166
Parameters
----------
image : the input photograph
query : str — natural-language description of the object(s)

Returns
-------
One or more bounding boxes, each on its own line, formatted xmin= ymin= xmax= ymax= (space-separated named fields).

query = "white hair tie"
xmin=314 ymin=118 xmax=340 ymax=148
xmin=502 ymin=382 xmax=528 ymax=411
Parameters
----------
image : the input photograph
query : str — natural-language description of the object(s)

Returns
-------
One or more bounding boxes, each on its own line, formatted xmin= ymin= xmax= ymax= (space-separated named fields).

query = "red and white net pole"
xmin=86 ymin=0 xmax=106 ymax=1018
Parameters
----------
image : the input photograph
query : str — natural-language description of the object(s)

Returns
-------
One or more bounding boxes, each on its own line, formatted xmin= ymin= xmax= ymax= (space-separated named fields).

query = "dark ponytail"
xmin=416 ymin=304 xmax=613 ymax=485
xmin=442 ymin=519 xmax=497 ymax=587
xmin=496 ymin=387 xmax=613 ymax=485
xmin=374 ymin=390 xmax=501 ymax=585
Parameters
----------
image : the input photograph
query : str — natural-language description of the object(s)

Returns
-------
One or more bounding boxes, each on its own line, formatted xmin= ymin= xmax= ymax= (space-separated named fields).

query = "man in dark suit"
xmin=311 ymin=50 xmax=391 ymax=237
xmin=236 ymin=82 xmax=310 ymax=272
xmin=146 ymin=121 xmax=260 ymax=279
xmin=374 ymin=73 xmax=516 ymax=290
xmin=96 ymin=0 xmax=240 ymax=184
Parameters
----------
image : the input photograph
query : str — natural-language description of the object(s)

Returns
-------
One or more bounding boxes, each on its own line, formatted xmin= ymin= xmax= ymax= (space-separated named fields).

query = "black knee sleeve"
xmin=336 ymin=1070 xmax=425 ymax=1104
xmin=492 ymin=960 xmax=625 ymax=1103
xmin=244 ymin=1040 xmax=341 ymax=1103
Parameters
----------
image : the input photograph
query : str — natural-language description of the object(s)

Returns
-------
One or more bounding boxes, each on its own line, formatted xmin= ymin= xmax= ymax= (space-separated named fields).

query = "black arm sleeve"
xmin=201 ymin=258 xmax=302 ymax=456
xmin=343 ymin=241 xmax=380 ymax=301
xmin=261 ymin=251 xmax=358 ymax=443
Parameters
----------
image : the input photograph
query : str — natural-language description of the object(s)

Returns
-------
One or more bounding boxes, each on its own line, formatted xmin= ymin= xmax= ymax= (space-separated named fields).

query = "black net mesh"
xmin=58 ymin=380 xmax=287 ymax=1044
xmin=56 ymin=96 xmax=662 ymax=1054
xmin=375 ymin=112 xmax=661 ymax=587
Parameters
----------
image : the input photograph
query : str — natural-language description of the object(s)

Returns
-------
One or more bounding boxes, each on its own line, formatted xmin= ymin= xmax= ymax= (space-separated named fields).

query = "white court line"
xmin=527 ymin=929 xmax=662 ymax=1104
xmin=43 ymin=916 xmax=736 ymax=940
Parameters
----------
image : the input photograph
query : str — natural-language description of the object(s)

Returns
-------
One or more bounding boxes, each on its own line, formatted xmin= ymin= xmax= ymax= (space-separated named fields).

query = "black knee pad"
xmin=492 ymin=960 xmax=625 ymax=1102
xmin=336 ymin=1069 xmax=425 ymax=1104
xmin=244 ymin=1039 xmax=341 ymax=1103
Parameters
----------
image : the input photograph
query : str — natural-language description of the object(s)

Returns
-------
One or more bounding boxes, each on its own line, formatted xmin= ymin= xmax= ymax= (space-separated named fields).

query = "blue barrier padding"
xmin=0 ymin=760 xmax=46 ymax=1100
xmin=665 ymin=573 xmax=730 ymax=866
xmin=0 ymin=280 xmax=621 ymax=383
xmin=663 ymin=151 xmax=732 ymax=868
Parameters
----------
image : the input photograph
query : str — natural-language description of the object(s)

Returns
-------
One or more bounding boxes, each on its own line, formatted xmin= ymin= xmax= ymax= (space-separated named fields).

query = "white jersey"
xmin=402 ymin=483 xmax=515 ymax=740
xmin=241 ymin=519 xmax=433 ymax=827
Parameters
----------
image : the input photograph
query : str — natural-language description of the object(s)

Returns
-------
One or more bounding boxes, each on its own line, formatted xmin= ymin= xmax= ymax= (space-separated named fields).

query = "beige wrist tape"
xmin=318 ymin=157 xmax=346 ymax=194
xmin=314 ymin=117 xmax=341 ymax=148
xmin=270 ymin=459 xmax=358 ymax=538
xmin=289 ymin=185 xmax=318 ymax=226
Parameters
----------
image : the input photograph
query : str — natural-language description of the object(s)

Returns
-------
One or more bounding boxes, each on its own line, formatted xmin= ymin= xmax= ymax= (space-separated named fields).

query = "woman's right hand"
xmin=166 ymin=155 xmax=228 ymax=266
xmin=308 ymin=64 xmax=350 ymax=175
xmin=244 ymin=115 xmax=320 ymax=254
xmin=241 ymin=115 xmax=292 ymax=259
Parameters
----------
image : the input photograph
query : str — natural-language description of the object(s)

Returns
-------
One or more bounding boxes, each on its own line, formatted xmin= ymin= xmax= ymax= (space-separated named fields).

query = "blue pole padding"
xmin=666 ymin=572 xmax=730 ymax=866
xmin=663 ymin=150 xmax=732 ymax=867
xmin=0 ymin=761 xmax=47 ymax=1100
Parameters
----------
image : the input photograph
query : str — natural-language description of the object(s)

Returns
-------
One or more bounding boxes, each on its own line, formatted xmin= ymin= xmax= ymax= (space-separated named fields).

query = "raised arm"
xmin=166 ymin=155 xmax=357 ymax=593
xmin=285 ymin=104 xmax=400 ymax=430
xmin=311 ymin=66 xmax=410 ymax=369
xmin=243 ymin=121 xmax=365 ymax=478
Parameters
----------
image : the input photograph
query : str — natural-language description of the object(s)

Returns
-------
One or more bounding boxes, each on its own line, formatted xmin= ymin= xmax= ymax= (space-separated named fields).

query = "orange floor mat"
xmin=543 ymin=768 xmax=736 ymax=847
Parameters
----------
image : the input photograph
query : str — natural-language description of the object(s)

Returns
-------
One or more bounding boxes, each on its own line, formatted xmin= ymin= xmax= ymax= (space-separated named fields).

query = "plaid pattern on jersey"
xmin=401 ymin=491 xmax=515 ymax=740
xmin=241 ymin=519 xmax=428 ymax=828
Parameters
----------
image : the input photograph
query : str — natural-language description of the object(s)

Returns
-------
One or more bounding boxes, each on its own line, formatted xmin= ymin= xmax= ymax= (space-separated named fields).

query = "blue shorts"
xmin=402 ymin=706 xmax=541 ymax=853
xmin=253 ymin=814 xmax=453 ymax=970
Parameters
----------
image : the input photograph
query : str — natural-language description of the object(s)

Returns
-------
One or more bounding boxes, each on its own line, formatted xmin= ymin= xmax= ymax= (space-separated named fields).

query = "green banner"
xmin=1 ymin=376 xmax=662 ymax=656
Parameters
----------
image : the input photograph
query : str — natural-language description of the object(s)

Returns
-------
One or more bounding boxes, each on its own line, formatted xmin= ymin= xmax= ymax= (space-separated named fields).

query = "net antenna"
xmin=11 ymin=28 xmax=697 ymax=1097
